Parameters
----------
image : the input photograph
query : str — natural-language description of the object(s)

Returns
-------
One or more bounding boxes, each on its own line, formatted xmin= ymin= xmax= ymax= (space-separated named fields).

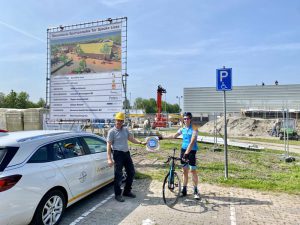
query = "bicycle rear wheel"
xmin=162 ymin=171 xmax=181 ymax=207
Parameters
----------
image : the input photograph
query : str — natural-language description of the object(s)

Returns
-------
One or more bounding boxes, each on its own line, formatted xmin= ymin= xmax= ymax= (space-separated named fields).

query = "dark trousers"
xmin=113 ymin=150 xmax=135 ymax=196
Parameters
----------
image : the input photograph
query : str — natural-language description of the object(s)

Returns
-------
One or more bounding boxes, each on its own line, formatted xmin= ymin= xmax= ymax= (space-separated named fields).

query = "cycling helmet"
xmin=183 ymin=112 xmax=192 ymax=119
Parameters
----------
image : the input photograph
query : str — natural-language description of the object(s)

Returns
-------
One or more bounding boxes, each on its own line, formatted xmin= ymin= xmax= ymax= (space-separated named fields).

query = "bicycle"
xmin=162 ymin=148 xmax=187 ymax=207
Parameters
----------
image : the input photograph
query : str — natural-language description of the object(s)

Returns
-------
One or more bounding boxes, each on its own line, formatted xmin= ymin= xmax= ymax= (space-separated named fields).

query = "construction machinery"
xmin=278 ymin=118 xmax=299 ymax=140
xmin=168 ymin=114 xmax=182 ymax=125
xmin=152 ymin=85 xmax=168 ymax=128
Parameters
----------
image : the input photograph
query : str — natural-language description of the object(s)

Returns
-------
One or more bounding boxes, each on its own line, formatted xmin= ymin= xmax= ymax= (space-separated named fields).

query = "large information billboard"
xmin=48 ymin=22 xmax=123 ymax=120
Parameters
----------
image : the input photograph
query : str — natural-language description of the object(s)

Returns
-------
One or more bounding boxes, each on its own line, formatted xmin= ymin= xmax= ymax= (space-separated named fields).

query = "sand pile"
xmin=199 ymin=116 xmax=277 ymax=137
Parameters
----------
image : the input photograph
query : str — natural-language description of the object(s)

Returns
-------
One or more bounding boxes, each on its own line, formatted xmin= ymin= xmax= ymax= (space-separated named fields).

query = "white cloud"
xmin=0 ymin=20 xmax=45 ymax=43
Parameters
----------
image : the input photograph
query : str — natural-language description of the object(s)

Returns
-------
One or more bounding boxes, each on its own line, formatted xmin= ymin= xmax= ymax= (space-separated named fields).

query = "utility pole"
xmin=176 ymin=96 xmax=183 ymax=112
xmin=216 ymin=66 xmax=232 ymax=179
xmin=223 ymin=89 xmax=228 ymax=178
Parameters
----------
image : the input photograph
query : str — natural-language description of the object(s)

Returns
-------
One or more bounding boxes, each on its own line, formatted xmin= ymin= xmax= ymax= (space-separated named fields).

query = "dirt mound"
xmin=200 ymin=116 xmax=276 ymax=137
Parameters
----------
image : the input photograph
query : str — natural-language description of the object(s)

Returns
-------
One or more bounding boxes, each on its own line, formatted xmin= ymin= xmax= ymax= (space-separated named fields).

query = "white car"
xmin=0 ymin=130 xmax=113 ymax=225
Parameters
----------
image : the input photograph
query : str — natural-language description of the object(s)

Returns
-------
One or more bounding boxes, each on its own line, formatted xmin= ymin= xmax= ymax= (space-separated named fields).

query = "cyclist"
xmin=162 ymin=112 xmax=200 ymax=200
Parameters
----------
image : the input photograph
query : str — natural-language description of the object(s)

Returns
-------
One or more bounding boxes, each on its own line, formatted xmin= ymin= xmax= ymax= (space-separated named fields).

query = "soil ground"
xmin=200 ymin=116 xmax=300 ymax=138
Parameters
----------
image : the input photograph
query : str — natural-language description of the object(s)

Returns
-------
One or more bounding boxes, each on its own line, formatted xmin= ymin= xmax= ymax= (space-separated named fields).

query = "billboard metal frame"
xmin=46 ymin=17 xmax=128 ymax=121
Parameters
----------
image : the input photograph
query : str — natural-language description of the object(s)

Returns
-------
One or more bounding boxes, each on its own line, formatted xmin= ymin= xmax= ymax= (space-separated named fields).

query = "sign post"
xmin=216 ymin=67 xmax=232 ymax=179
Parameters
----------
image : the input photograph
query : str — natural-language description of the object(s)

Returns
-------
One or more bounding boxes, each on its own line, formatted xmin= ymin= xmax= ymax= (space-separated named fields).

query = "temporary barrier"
xmin=6 ymin=110 xmax=24 ymax=131
xmin=24 ymin=108 xmax=48 ymax=131
xmin=0 ymin=108 xmax=10 ymax=130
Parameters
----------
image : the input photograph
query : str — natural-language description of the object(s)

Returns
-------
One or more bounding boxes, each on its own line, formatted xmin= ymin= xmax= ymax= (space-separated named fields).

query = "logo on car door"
xmin=79 ymin=171 xmax=87 ymax=183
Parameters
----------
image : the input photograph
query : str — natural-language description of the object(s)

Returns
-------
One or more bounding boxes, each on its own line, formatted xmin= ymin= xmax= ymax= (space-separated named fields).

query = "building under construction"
xmin=183 ymin=84 xmax=300 ymax=120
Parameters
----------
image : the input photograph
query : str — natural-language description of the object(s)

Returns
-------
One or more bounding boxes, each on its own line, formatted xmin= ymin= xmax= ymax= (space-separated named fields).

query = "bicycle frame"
xmin=167 ymin=149 xmax=176 ymax=189
xmin=162 ymin=148 xmax=182 ymax=207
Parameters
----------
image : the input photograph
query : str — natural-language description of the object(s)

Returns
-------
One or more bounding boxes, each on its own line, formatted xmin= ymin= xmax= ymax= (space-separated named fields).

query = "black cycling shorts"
xmin=180 ymin=149 xmax=197 ymax=170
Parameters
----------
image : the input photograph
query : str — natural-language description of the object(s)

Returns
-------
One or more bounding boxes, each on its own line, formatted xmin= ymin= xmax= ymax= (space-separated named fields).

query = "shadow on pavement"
xmin=168 ymin=192 xmax=272 ymax=214
xmin=60 ymin=176 xmax=273 ymax=225
xmin=134 ymin=179 xmax=273 ymax=215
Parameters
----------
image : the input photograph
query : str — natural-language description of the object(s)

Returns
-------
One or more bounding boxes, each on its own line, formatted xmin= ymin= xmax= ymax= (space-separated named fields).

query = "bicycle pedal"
xmin=168 ymin=184 xmax=174 ymax=189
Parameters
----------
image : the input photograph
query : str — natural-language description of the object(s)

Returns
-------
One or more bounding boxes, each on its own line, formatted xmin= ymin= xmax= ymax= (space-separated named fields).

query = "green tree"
xmin=79 ymin=59 xmax=87 ymax=71
xmin=16 ymin=91 xmax=30 ymax=109
xmin=36 ymin=98 xmax=46 ymax=107
xmin=0 ymin=92 xmax=5 ymax=107
xmin=51 ymin=45 xmax=60 ymax=56
xmin=4 ymin=90 xmax=17 ymax=108
xmin=133 ymin=97 xmax=144 ymax=109
xmin=110 ymin=35 xmax=121 ymax=45
xmin=146 ymin=98 xmax=157 ymax=113
xmin=0 ymin=90 xmax=45 ymax=109
xmin=75 ymin=45 xmax=84 ymax=54
xmin=59 ymin=54 xmax=68 ymax=64
xmin=132 ymin=98 xmax=179 ymax=113
xmin=164 ymin=102 xmax=180 ymax=113
xmin=101 ymin=43 xmax=111 ymax=54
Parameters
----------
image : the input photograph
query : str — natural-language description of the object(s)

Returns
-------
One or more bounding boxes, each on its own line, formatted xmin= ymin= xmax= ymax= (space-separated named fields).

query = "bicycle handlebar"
xmin=164 ymin=156 xmax=188 ymax=164
xmin=163 ymin=148 xmax=189 ymax=165
xmin=164 ymin=156 xmax=178 ymax=163
xmin=163 ymin=158 xmax=170 ymax=164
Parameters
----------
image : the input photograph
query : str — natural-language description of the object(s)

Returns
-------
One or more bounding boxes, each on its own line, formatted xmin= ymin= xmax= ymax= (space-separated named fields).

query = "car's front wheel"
xmin=31 ymin=189 xmax=66 ymax=225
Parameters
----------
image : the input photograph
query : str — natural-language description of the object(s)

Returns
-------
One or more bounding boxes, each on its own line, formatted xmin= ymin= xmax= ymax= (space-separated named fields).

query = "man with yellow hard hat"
xmin=107 ymin=112 xmax=146 ymax=202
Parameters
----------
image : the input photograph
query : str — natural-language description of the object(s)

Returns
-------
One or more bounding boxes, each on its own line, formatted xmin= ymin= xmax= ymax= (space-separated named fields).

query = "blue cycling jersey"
xmin=177 ymin=125 xmax=198 ymax=150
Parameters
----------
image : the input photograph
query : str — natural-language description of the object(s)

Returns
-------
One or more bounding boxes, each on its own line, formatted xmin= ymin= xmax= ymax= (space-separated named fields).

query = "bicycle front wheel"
xmin=162 ymin=171 xmax=181 ymax=207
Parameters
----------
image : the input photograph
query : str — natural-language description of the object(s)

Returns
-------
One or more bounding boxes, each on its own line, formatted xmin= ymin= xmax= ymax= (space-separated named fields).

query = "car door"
xmin=81 ymin=136 xmax=114 ymax=188
xmin=52 ymin=137 xmax=94 ymax=198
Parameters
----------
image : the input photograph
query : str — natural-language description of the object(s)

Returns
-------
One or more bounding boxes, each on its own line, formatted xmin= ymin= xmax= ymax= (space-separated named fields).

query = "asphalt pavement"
xmin=62 ymin=179 xmax=300 ymax=225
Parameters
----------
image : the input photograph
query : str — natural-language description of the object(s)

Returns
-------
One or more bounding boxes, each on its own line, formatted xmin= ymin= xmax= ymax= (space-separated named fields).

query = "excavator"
xmin=278 ymin=118 xmax=299 ymax=141
xmin=152 ymin=85 xmax=168 ymax=128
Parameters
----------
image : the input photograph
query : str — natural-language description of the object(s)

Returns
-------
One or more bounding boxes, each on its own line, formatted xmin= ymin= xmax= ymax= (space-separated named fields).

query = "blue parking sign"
xmin=216 ymin=68 xmax=232 ymax=91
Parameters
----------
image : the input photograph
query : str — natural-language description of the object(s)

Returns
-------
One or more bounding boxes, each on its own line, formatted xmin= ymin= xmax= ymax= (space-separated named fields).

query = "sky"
xmin=0 ymin=0 xmax=299 ymax=106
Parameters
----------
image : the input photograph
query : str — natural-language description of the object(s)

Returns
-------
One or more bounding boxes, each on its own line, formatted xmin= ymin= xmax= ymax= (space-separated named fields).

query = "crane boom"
xmin=157 ymin=85 xmax=166 ymax=114
xmin=153 ymin=85 xmax=167 ymax=128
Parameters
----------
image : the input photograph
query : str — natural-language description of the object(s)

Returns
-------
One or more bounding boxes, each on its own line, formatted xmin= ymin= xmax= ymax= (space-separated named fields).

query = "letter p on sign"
xmin=220 ymin=71 xmax=228 ymax=82
xmin=216 ymin=68 xmax=232 ymax=91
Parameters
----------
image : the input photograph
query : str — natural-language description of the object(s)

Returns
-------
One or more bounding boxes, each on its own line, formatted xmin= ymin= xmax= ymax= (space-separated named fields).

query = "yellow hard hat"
xmin=115 ymin=112 xmax=125 ymax=120
xmin=64 ymin=143 xmax=75 ymax=149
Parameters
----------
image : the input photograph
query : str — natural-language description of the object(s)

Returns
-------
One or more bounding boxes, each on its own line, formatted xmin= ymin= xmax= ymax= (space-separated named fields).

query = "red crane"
xmin=153 ymin=85 xmax=167 ymax=128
